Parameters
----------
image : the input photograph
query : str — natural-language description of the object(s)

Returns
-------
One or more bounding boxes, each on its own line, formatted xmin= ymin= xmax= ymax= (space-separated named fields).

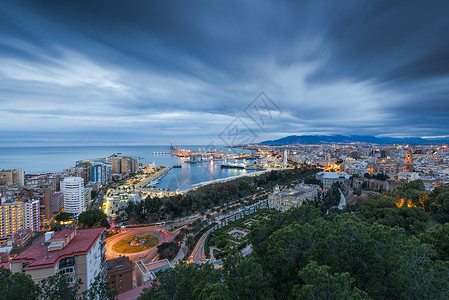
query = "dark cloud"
xmin=0 ymin=0 xmax=448 ymax=146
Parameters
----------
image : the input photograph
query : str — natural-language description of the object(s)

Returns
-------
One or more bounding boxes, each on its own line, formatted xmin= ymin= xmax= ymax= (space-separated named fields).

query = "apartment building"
xmin=0 ymin=199 xmax=40 ymax=239
xmin=61 ymin=177 xmax=85 ymax=215
xmin=10 ymin=228 xmax=106 ymax=294
xmin=106 ymin=256 xmax=133 ymax=294
xmin=0 ymin=169 xmax=24 ymax=186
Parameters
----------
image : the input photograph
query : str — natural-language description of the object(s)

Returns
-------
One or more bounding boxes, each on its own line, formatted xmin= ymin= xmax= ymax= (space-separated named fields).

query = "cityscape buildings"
xmin=61 ymin=177 xmax=85 ymax=215
xmin=0 ymin=199 xmax=40 ymax=239
xmin=0 ymin=169 xmax=24 ymax=186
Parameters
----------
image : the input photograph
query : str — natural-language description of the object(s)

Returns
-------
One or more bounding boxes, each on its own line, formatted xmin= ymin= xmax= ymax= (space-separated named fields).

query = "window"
xmin=60 ymin=267 xmax=75 ymax=275
xmin=59 ymin=257 xmax=75 ymax=268
xmin=67 ymin=277 xmax=75 ymax=284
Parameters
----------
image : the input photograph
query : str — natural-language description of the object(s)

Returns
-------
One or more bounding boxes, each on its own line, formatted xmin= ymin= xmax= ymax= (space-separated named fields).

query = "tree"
xmin=224 ymin=256 xmax=274 ymax=299
xmin=81 ymin=274 xmax=117 ymax=300
xmin=157 ymin=242 xmax=179 ymax=261
xmin=39 ymin=273 xmax=81 ymax=300
xmin=0 ymin=268 xmax=40 ymax=300
xmin=55 ymin=212 xmax=73 ymax=222
xmin=186 ymin=235 xmax=195 ymax=250
xmin=293 ymin=261 xmax=370 ymax=299
xmin=139 ymin=263 xmax=222 ymax=300
xmin=419 ymin=223 xmax=449 ymax=261
xmin=78 ymin=209 xmax=108 ymax=228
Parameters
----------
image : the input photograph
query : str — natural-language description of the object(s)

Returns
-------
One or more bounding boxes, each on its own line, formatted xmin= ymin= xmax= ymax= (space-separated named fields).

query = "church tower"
xmin=405 ymin=150 xmax=414 ymax=172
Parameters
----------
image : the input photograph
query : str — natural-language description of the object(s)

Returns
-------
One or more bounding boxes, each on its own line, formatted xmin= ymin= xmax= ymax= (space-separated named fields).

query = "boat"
xmin=220 ymin=163 xmax=246 ymax=169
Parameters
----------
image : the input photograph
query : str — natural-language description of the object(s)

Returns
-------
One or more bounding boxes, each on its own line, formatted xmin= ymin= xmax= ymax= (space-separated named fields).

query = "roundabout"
xmin=112 ymin=233 xmax=159 ymax=254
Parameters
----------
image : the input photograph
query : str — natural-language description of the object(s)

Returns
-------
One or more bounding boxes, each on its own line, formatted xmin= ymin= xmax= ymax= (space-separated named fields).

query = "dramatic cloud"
xmin=0 ymin=0 xmax=448 ymax=146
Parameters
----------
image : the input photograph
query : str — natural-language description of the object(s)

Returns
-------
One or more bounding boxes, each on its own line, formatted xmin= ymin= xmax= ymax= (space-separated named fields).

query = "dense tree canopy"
xmin=78 ymin=209 xmax=109 ymax=228
xmin=0 ymin=268 xmax=40 ymax=300
xmin=55 ymin=212 xmax=74 ymax=222
xmin=141 ymin=202 xmax=449 ymax=300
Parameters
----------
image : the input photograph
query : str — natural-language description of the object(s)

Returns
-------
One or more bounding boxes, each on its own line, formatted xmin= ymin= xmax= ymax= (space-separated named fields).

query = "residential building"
xmin=110 ymin=156 xmax=138 ymax=175
xmin=106 ymin=256 xmax=133 ymax=294
xmin=0 ymin=199 xmax=40 ymax=239
xmin=91 ymin=163 xmax=111 ymax=185
xmin=61 ymin=177 xmax=85 ymax=215
xmin=0 ymin=169 xmax=24 ymax=186
xmin=84 ymin=187 xmax=92 ymax=209
xmin=10 ymin=228 xmax=106 ymax=294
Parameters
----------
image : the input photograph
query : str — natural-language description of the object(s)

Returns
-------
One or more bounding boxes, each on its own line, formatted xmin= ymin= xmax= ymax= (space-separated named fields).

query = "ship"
xmin=220 ymin=162 xmax=246 ymax=169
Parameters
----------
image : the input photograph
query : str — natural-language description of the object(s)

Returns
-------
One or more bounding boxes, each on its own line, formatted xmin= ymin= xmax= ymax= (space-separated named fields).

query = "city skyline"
xmin=1 ymin=1 xmax=449 ymax=146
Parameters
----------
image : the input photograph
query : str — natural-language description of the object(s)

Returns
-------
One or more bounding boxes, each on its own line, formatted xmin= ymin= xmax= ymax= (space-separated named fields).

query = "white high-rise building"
xmin=61 ymin=177 xmax=85 ymax=215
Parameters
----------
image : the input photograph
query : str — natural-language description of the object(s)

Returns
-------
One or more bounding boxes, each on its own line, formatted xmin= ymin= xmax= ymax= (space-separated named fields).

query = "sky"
xmin=0 ymin=0 xmax=448 ymax=146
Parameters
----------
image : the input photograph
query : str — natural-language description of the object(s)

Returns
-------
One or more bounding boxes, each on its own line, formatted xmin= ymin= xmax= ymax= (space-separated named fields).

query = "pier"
xmin=134 ymin=166 xmax=173 ymax=189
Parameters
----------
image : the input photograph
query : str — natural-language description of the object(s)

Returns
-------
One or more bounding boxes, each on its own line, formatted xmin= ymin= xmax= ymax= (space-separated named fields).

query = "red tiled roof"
xmin=117 ymin=282 xmax=153 ymax=300
xmin=0 ymin=262 xmax=10 ymax=269
xmin=12 ymin=228 xmax=105 ymax=269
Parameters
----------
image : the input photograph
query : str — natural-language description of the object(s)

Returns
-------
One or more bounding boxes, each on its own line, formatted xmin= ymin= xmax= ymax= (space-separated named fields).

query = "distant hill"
xmin=259 ymin=135 xmax=449 ymax=145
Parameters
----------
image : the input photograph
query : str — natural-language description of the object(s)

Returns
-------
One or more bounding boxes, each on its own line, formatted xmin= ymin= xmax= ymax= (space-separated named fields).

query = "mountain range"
xmin=259 ymin=135 xmax=449 ymax=145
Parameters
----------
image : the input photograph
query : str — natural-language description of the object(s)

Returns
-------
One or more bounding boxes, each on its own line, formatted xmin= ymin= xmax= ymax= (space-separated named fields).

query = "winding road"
xmin=189 ymin=227 xmax=215 ymax=264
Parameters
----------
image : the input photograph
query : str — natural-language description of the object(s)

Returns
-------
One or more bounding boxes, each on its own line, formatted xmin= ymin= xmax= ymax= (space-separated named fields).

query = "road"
xmin=189 ymin=227 xmax=215 ymax=264
xmin=105 ymin=219 xmax=198 ymax=263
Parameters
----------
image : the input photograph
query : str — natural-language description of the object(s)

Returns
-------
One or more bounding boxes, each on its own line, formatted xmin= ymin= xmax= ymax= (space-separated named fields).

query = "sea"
xmin=0 ymin=145 xmax=257 ymax=190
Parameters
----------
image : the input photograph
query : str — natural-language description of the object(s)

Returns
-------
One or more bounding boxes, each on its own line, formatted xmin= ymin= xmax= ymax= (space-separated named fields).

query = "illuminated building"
xmin=0 ymin=169 xmax=24 ymax=186
xmin=110 ymin=156 xmax=138 ymax=175
xmin=0 ymin=199 xmax=40 ymax=239
xmin=61 ymin=177 xmax=85 ymax=215
xmin=405 ymin=150 xmax=414 ymax=172
xmin=268 ymin=184 xmax=320 ymax=212
xmin=91 ymin=163 xmax=110 ymax=185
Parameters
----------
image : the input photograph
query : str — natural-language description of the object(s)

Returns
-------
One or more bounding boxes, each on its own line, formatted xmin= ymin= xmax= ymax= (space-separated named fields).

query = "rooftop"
xmin=106 ymin=256 xmax=133 ymax=276
xmin=117 ymin=282 xmax=153 ymax=300
xmin=316 ymin=172 xmax=351 ymax=180
xmin=12 ymin=228 xmax=105 ymax=270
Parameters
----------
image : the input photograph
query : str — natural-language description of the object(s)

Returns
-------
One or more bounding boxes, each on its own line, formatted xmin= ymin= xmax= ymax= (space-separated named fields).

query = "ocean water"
xmin=0 ymin=145 xmax=256 ymax=190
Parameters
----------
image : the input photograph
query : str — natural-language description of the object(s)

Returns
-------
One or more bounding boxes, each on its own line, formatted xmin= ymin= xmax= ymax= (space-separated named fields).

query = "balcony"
xmin=59 ymin=266 xmax=76 ymax=275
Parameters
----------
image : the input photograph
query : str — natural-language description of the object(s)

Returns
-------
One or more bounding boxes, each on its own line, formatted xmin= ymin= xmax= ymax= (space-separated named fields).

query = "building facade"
xmin=0 ymin=169 xmax=25 ymax=186
xmin=106 ymin=256 xmax=133 ymax=294
xmin=0 ymin=199 xmax=40 ymax=239
xmin=136 ymin=259 xmax=171 ymax=287
xmin=268 ymin=184 xmax=320 ymax=212
xmin=110 ymin=157 xmax=138 ymax=175
xmin=316 ymin=172 xmax=351 ymax=190
xmin=10 ymin=228 xmax=106 ymax=294
xmin=92 ymin=163 xmax=108 ymax=185
xmin=61 ymin=177 xmax=85 ymax=215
